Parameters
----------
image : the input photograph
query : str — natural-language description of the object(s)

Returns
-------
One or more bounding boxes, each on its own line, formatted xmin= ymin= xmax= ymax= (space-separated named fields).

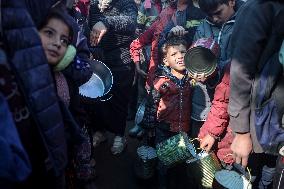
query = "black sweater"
xmin=89 ymin=0 xmax=137 ymax=68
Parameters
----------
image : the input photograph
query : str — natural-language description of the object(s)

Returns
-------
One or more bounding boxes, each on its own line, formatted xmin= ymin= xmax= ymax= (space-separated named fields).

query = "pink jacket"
xmin=198 ymin=64 xmax=234 ymax=164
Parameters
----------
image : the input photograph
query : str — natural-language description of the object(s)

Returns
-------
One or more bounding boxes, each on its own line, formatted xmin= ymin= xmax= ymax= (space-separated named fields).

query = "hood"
xmin=24 ymin=0 xmax=60 ymax=27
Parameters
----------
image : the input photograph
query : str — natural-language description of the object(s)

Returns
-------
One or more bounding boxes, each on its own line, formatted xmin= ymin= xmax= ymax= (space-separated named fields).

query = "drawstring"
xmin=277 ymin=169 xmax=284 ymax=189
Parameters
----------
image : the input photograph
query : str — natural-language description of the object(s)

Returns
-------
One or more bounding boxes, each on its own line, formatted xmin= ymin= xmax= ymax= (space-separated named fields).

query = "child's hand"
xmin=193 ymin=73 xmax=207 ymax=82
xmin=200 ymin=134 xmax=216 ymax=152
xmin=169 ymin=26 xmax=188 ymax=37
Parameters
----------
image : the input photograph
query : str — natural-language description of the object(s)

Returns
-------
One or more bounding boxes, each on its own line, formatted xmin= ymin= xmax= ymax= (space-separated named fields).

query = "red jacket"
xmin=154 ymin=74 xmax=192 ymax=133
xmin=130 ymin=6 xmax=176 ymax=88
xmin=198 ymin=65 xmax=234 ymax=164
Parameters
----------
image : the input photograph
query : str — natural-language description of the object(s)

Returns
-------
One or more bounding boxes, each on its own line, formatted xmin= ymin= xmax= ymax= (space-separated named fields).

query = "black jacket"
xmin=89 ymin=0 xmax=137 ymax=68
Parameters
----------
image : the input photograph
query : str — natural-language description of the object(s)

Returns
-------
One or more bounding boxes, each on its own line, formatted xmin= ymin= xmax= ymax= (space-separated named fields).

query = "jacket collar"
xmin=157 ymin=64 xmax=189 ymax=87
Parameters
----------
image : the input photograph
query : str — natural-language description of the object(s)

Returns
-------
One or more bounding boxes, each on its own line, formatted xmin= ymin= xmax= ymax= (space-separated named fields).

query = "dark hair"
xmin=160 ymin=36 xmax=188 ymax=60
xmin=38 ymin=7 xmax=74 ymax=42
xmin=199 ymin=0 xmax=231 ymax=13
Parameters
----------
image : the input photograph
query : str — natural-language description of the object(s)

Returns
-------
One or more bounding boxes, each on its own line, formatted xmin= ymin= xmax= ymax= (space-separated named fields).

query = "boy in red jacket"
xmin=141 ymin=36 xmax=192 ymax=188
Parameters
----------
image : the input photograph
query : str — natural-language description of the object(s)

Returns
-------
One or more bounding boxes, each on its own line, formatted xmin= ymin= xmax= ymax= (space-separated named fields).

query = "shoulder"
xmin=159 ymin=6 xmax=176 ymax=18
xmin=153 ymin=76 xmax=170 ymax=90
xmin=186 ymin=6 xmax=206 ymax=20
xmin=194 ymin=19 xmax=213 ymax=36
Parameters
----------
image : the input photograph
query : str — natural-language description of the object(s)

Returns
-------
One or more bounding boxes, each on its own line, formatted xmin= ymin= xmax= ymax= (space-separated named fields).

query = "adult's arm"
xmin=130 ymin=18 xmax=160 ymax=63
xmin=228 ymin=0 xmax=274 ymax=133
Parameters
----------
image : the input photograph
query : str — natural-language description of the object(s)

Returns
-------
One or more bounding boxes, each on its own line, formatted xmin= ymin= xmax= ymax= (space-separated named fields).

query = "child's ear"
xmin=163 ymin=57 xmax=169 ymax=66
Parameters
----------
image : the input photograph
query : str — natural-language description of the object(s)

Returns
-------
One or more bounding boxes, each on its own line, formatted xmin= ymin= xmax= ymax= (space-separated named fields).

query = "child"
xmin=141 ymin=36 xmax=192 ymax=188
xmin=38 ymin=8 xmax=96 ymax=188
xmin=129 ymin=0 xmax=205 ymax=138
xmin=128 ymin=0 xmax=162 ymax=138
xmin=188 ymin=0 xmax=244 ymax=142
xmin=198 ymin=64 xmax=234 ymax=165
xmin=38 ymin=9 xmax=75 ymax=106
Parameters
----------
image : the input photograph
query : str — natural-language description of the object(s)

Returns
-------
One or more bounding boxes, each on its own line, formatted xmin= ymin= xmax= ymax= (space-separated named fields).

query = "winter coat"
xmin=228 ymin=0 xmax=284 ymax=153
xmin=130 ymin=6 xmax=176 ymax=88
xmin=142 ymin=66 xmax=192 ymax=132
xmin=0 ymin=91 xmax=31 ymax=183
xmin=198 ymin=64 xmax=234 ymax=164
xmin=89 ymin=0 xmax=137 ymax=69
xmin=2 ymin=0 xmax=67 ymax=176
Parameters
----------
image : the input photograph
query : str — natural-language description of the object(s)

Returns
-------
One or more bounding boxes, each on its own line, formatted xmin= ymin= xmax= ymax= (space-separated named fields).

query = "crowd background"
xmin=1 ymin=0 xmax=284 ymax=189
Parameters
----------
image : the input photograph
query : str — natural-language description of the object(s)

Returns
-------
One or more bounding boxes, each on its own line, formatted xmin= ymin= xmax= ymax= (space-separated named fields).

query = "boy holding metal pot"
xmin=141 ymin=36 xmax=192 ymax=188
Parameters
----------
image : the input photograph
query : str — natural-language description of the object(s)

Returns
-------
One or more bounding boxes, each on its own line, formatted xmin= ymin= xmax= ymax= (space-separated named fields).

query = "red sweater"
xmin=198 ymin=64 xmax=234 ymax=164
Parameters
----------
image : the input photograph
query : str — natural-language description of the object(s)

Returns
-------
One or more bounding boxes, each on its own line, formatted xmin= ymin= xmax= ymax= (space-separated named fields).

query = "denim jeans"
xmin=248 ymin=153 xmax=277 ymax=189
xmin=273 ymin=155 xmax=284 ymax=189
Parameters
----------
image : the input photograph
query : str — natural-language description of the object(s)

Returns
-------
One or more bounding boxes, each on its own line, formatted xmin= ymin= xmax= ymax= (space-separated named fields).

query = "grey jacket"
xmin=228 ymin=0 xmax=284 ymax=153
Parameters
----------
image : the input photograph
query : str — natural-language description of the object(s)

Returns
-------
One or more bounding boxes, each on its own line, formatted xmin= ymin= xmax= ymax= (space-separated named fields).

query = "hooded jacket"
xmin=142 ymin=66 xmax=192 ymax=132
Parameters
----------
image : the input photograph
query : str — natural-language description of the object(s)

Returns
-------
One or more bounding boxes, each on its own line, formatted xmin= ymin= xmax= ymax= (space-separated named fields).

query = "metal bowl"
xmin=79 ymin=59 xmax=113 ymax=100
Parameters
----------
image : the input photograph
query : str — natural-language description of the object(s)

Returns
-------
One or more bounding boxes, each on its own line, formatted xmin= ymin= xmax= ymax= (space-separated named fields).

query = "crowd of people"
xmin=1 ymin=0 xmax=284 ymax=189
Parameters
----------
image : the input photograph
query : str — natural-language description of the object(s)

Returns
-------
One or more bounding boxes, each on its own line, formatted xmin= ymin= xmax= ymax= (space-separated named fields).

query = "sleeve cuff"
xmin=100 ymin=18 xmax=110 ymax=30
xmin=229 ymin=114 xmax=250 ymax=133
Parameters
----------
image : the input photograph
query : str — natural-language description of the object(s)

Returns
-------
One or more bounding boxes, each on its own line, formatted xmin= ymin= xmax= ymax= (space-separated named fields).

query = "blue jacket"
xmin=2 ymin=0 xmax=67 ymax=176
xmin=0 ymin=92 xmax=31 ymax=183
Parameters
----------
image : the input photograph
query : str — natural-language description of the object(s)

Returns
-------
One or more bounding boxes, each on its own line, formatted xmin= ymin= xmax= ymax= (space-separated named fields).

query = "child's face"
xmin=39 ymin=18 xmax=70 ymax=66
xmin=163 ymin=44 xmax=187 ymax=75
xmin=208 ymin=0 xmax=235 ymax=26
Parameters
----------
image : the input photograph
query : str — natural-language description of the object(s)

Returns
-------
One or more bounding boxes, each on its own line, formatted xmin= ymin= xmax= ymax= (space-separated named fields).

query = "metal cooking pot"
xmin=79 ymin=59 xmax=113 ymax=101
xmin=186 ymin=152 xmax=221 ymax=188
xmin=184 ymin=38 xmax=220 ymax=79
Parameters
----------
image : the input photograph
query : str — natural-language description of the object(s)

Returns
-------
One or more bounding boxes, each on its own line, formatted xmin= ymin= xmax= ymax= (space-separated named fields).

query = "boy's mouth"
xmin=177 ymin=61 xmax=184 ymax=65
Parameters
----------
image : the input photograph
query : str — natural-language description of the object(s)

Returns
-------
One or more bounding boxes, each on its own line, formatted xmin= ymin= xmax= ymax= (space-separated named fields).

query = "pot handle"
xmin=100 ymin=93 xmax=113 ymax=101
